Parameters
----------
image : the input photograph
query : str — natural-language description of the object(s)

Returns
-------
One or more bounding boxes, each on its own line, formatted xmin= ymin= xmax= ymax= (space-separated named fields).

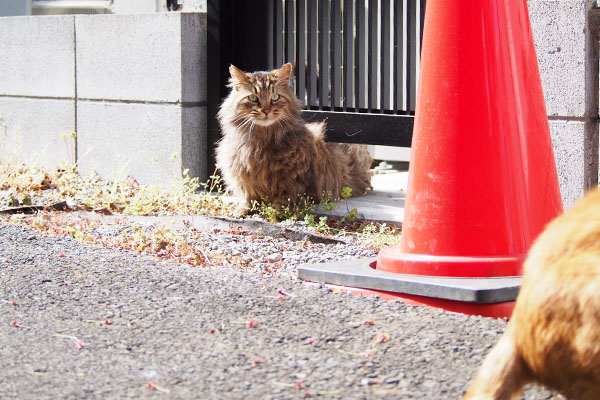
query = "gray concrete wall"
xmin=0 ymin=15 xmax=75 ymax=169
xmin=75 ymin=13 xmax=207 ymax=184
xmin=528 ymin=0 xmax=598 ymax=208
xmin=0 ymin=12 xmax=207 ymax=185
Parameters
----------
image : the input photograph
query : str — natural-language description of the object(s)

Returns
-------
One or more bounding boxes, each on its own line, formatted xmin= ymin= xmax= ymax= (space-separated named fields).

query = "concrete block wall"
xmin=528 ymin=0 xmax=598 ymax=208
xmin=0 ymin=12 xmax=207 ymax=185
xmin=0 ymin=15 xmax=76 ymax=168
xmin=75 ymin=13 xmax=207 ymax=185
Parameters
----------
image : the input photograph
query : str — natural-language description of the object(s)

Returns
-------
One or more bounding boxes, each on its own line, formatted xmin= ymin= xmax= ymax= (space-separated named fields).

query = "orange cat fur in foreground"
xmin=464 ymin=190 xmax=600 ymax=400
xmin=216 ymin=63 xmax=372 ymax=212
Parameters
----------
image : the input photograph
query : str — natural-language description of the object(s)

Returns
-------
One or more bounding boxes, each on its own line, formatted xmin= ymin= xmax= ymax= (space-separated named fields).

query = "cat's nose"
xmin=263 ymin=108 xmax=271 ymax=115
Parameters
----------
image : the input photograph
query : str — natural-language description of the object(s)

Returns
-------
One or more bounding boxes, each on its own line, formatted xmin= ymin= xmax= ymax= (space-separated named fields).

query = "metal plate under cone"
xmin=297 ymin=258 xmax=521 ymax=303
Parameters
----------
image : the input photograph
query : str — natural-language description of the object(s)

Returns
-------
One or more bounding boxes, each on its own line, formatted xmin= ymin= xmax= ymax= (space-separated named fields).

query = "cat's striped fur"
xmin=216 ymin=63 xmax=372 ymax=212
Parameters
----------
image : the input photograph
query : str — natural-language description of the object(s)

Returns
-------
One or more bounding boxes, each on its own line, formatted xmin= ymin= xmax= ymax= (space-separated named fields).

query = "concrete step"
xmin=315 ymin=171 xmax=408 ymax=225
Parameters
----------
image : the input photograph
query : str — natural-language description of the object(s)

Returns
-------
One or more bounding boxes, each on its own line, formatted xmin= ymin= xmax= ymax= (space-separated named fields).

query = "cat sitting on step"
xmin=464 ymin=190 xmax=600 ymax=400
xmin=216 ymin=63 xmax=372 ymax=213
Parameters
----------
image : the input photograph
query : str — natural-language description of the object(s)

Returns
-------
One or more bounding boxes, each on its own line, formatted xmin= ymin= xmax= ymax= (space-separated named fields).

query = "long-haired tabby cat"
xmin=216 ymin=63 xmax=372 ymax=212
xmin=464 ymin=190 xmax=600 ymax=400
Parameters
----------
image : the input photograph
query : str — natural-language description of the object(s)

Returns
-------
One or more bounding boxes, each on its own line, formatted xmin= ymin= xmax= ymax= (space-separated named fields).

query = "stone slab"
xmin=76 ymin=101 xmax=206 ymax=185
xmin=75 ymin=13 xmax=206 ymax=103
xmin=367 ymin=145 xmax=411 ymax=162
xmin=297 ymin=258 xmax=521 ymax=303
xmin=0 ymin=15 xmax=75 ymax=98
xmin=314 ymin=172 xmax=407 ymax=224
xmin=316 ymin=190 xmax=405 ymax=225
xmin=0 ymin=97 xmax=75 ymax=168
xmin=528 ymin=0 xmax=589 ymax=117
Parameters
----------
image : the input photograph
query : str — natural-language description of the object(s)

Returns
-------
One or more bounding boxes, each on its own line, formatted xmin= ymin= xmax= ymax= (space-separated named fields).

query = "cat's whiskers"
xmin=231 ymin=113 xmax=247 ymax=122
xmin=236 ymin=121 xmax=251 ymax=132
xmin=238 ymin=118 xmax=254 ymax=132
xmin=231 ymin=114 xmax=252 ymax=128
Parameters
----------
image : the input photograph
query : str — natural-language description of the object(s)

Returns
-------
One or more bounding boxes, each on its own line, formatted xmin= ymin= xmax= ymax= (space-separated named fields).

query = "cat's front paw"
xmin=232 ymin=205 xmax=250 ymax=218
xmin=230 ymin=200 xmax=251 ymax=218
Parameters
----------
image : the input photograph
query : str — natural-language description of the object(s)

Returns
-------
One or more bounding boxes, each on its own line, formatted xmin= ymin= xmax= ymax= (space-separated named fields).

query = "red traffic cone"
xmin=377 ymin=0 xmax=563 ymax=278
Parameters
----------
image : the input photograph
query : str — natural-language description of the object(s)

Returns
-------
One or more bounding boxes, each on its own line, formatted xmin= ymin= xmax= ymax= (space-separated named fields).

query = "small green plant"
xmin=252 ymin=187 xmax=358 ymax=227
xmin=343 ymin=207 xmax=358 ymax=222
xmin=0 ymin=161 xmax=234 ymax=217
xmin=60 ymin=131 xmax=77 ymax=167
xmin=341 ymin=186 xmax=353 ymax=199
xmin=304 ymin=214 xmax=331 ymax=233
xmin=338 ymin=187 xmax=359 ymax=223
xmin=320 ymin=199 xmax=336 ymax=213
xmin=0 ymin=160 xmax=402 ymax=251
xmin=303 ymin=212 xmax=315 ymax=226
xmin=318 ymin=190 xmax=337 ymax=214
xmin=356 ymin=223 xmax=402 ymax=248
xmin=315 ymin=215 xmax=330 ymax=232
xmin=251 ymin=194 xmax=316 ymax=223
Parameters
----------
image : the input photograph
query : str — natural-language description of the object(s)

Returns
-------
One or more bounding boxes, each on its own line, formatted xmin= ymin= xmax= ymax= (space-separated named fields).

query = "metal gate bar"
xmin=271 ymin=0 xmax=424 ymax=115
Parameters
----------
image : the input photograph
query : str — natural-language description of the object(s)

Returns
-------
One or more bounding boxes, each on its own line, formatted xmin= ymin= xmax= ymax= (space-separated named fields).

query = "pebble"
xmin=266 ymin=253 xmax=282 ymax=263
xmin=181 ymin=224 xmax=371 ymax=276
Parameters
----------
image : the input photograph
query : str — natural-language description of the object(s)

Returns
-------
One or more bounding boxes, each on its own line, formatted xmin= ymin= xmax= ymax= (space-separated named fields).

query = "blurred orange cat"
xmin=464 ymin=189 xmax=600 ymax=400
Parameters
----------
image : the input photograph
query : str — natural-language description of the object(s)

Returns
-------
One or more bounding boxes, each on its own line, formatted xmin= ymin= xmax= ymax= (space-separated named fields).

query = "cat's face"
xmin=228 ymin=63 xmax=295 ymax=128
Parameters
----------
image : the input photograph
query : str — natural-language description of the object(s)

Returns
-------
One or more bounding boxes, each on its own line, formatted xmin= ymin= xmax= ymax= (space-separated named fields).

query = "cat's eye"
xmin=271 ymin=94 xmax=280 ymax=102
xmin=248 ymin=94 xmax=258 ymax=102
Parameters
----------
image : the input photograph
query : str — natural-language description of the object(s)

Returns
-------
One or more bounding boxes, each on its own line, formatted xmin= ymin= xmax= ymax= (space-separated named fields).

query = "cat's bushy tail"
xmin=340 ymin=144 xmax=372 ymax=197
xmin=463 ymin=323 xmax=530 ymax=400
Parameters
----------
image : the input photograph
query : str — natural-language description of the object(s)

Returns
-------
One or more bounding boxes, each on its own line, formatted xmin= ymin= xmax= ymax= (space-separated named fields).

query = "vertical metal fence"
xmin=270 ymin=0 xmax=425 ymax=115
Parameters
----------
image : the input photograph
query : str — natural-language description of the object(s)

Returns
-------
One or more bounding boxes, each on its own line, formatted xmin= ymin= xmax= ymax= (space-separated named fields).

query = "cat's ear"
xmin=229 ymin=64 xmax=250 ymax=89
xmin=273 ymin=63 xmax=293 ymax=87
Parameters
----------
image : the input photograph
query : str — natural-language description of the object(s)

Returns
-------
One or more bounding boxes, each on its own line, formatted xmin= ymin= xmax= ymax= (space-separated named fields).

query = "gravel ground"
xmin=0 ymin=220 xmax=559 ymax=399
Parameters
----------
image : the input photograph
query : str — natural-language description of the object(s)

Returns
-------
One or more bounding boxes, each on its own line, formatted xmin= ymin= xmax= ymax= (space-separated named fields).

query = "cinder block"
xmin=0 ymin=15 xmax=75 ymax=98
xmin=549 ymin=120 xmax=586 ymax=208
xmin=0 ymin=97 xmax=75 ymax=168
xmin=181 ymin=13 xmax=207 ymax=104
xmin=182 ymin=106 xmax=207 ymax=182
xmin=76 ymin=13 xmax=206 ymax=103
xmin=528 ymin=0 xmax=589 ymax=117
xmin=76 ymin=101 xmax=206 ymax=186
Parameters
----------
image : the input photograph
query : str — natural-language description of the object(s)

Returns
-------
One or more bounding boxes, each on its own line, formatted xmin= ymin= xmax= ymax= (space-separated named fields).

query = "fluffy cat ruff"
xmin=216 ymin=63 xmax=372 ymax=210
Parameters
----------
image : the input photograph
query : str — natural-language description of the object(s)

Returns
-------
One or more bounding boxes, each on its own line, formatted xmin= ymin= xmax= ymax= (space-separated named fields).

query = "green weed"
xmin=1 ymin=159 xmax=401 ymax=250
